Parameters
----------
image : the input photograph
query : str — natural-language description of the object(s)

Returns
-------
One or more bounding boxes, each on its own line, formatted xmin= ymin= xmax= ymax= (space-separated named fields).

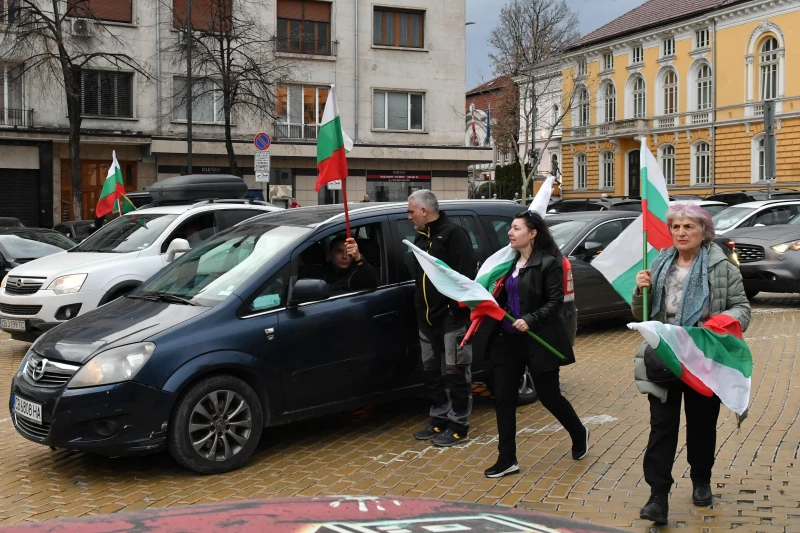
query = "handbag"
xmin=643 ymin=345 xmax=679 ymax=383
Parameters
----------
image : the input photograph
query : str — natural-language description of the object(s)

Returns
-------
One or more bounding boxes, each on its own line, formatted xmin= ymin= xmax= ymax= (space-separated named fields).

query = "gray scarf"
xmin=649 ymin=246 xmax=710 ymax=326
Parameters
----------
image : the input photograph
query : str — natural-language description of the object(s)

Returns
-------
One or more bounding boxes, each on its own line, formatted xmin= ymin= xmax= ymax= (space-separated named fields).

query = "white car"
xmin=0 ymin=200 xmax=278 ymax=340
xmin=670 ymin=199 xmax=729 ymax=217
xmin=712 ymin=199 xmax=800 ymax=235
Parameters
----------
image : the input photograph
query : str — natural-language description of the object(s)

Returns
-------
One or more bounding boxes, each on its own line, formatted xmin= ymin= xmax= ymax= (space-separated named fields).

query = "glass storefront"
xmin=366 ymin=171 xmax=431 ymax=202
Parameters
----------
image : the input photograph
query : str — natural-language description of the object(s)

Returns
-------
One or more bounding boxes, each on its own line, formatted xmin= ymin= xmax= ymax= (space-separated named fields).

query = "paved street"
xmin=0 ymin=295 xmax=797 ymax=532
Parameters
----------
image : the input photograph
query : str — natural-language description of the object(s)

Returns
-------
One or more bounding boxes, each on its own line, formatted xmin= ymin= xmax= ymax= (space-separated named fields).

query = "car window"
xmin=752 ymin=205 xmax=800 ymax=226
xmin=53 ymin=224 xmax=69 ymax=236
xmin=577 ymin=219 xmax=630 ymax=256
xmin=449 ymin=215 xmax=482 ymax=256
xmin=217 ymin=209 xmax=262 ymax=230
xmin=396 ymin=219 xmax=418 ymax=282
xmin=547 ymin=220 xmax=587 ymax=252
xmin=713 ymin=207 xmax=755 ymax=231
xmin=0 ymin=233 xmax=74 ymax=259
xmin=161 ymin=213 xmax=217 ymax=253
xmin=295 ymin=222 xmax=384 ymax=296
xmin=244 ymin=265 xmax=289 ymax=314
xmin=73 ymin=214 xmax=179 ymax=253
xmin=700 ymin=204 xmax=727 ymax=217
xmin=482 ymin=216 xmax=512 ymax=248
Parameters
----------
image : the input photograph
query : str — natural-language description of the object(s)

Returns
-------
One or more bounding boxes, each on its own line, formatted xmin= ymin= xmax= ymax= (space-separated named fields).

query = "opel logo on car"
xmin=15 ymin=279 xmax=23 ymax=288
xmin=31 ymin=358 xmax=48 ymax=381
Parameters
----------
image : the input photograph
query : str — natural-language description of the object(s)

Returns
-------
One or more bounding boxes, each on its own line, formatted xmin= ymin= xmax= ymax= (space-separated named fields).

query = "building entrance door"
xmin=628 ymin=150 xmax=641 ymax=198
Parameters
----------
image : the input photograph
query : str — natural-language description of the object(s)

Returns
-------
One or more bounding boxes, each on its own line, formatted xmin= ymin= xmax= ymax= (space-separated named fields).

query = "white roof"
xmin=134 ymin=202 xmax=278 ymax=216
xmin=728 ymin=199 xmax=800 ymax=209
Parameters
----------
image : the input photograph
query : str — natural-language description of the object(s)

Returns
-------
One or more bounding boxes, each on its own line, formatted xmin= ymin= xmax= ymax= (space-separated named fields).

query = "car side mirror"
xmin=289 ymin=279 xmax=331 ymax=306
xmin=165 ymin=238 xmax=191 ymax=262
xmin=583 ymin=241 xmax=603 ymax=261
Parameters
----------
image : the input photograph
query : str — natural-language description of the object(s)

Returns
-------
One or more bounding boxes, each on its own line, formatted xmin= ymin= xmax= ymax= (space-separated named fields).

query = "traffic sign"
xmin=255 ymin=151 xmax=271 ymax=173
xmin=255 ymin=172 xmax=270 ymax=183
xmin=254 ymin=132 xmax=271 ymax=150
xmin=327 ymin=180 xmax=342 ymax=190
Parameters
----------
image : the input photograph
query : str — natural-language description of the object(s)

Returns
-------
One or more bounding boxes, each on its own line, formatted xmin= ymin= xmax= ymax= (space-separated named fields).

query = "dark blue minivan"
xmin=9 ymin=201 xmax=577 ymax=474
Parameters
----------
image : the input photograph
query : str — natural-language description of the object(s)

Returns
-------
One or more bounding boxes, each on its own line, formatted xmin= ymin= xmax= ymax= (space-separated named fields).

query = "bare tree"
xmin=489 ymin=0 xmax=581 ymax=200
xmin=0 ymin=0 xmax=152 ymax=220
xmin=166 ymin=0 xmax=294 ymax=176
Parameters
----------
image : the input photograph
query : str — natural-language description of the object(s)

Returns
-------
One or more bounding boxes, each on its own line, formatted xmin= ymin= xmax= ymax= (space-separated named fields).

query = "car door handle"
xmin=373 ymin=311 xmax=397 ymax=323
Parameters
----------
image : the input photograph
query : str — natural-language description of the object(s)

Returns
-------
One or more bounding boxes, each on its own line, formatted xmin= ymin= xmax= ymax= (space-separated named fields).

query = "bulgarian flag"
xmin=315 ymin=86 xmax=351 ymax=192
xmin=405 ymin=237 xmax=566 ymax=360
xmin=96 ymin=151 xmax=135 ymax=218
xmin=629 ymin=314 xmax=753 ymax=417
xmin=593 ymin=139 xmax=671 ymax=308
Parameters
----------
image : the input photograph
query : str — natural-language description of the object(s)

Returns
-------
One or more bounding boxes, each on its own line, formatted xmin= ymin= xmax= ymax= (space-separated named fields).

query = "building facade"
xmin=0 ymin=0 xmax=489 ymax=225
xmin=465 ymin=75 xmax=512 ymax=193
xmin=559 ymin=0 xmax=799 ymax=199
xmin=516 ymin=64 xmax=563 ymax=181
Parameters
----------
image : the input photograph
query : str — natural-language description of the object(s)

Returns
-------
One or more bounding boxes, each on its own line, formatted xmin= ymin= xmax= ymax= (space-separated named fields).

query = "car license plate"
xmin=1 ymin=318 xmax=26 ymax=331
xmin=14 ymin=395 xmax=42 ymax=424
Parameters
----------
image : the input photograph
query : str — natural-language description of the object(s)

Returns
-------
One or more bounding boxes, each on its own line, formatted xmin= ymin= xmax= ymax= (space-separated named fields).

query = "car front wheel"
xmin=168 ymin=375 xmax=263 ymax=474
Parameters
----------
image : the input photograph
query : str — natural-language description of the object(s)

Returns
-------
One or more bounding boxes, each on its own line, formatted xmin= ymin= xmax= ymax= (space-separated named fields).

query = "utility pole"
xmin=186 ymin=0 xmax=193 ymax=174
xmin=764 ymin=100 xmax=776 ymax=199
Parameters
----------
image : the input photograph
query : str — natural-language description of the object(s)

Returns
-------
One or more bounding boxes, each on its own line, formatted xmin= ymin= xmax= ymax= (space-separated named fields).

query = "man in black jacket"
xmin=322 ymin=236 xmax=379 ymax=294
xmin=408 ymin=190 xmax=478 ymax=447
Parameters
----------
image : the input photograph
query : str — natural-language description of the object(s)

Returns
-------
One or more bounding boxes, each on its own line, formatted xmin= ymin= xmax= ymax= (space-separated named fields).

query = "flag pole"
xmin=504 ymin=313 xmax=566 ymax=361
xmin=341 ymin=178 xmax=351 ymax=239
xmin=640 ymin=137 xmax=650 ymax=322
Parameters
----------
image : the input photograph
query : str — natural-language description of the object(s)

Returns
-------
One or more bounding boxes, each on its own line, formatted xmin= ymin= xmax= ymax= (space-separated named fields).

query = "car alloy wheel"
xmin=189 ymin=390 xmax=252 ymax=462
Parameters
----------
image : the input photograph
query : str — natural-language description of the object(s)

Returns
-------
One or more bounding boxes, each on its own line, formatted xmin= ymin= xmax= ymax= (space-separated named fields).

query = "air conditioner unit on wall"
xmin=71 ymin=19 xmax=92 ymax=38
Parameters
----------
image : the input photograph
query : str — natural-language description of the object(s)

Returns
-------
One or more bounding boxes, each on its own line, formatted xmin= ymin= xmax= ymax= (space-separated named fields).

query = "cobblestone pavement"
xmin=0 ymin=294 xmax=798 ymax=532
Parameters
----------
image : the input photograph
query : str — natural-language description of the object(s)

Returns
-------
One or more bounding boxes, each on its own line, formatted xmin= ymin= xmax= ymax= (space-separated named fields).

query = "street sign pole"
xmin=764 ymin=100 xmax=776 ymax=199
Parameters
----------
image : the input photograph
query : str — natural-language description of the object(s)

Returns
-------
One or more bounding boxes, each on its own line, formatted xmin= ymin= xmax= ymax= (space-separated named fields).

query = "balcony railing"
xmin=275 ymin=123 xmax=320 ymax=141
xmin=0 ymin=108 xmax=32 ymax=127
xmin=276 ymin=38 xmax=338 ymax=57
xmin=753 ymin=103 xmax=764 ymax=116
xmin=572 ymin=127 xmax=589 ymax=138
xmin=656 ymin=115 xmax=676 ymax=128
xmin=690 ymin=111 xmax=711 ymax=124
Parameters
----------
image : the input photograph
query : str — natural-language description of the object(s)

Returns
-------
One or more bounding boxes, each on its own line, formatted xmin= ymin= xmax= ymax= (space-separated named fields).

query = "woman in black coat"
xmin=484 ymin=211 xmax=589 ymax=478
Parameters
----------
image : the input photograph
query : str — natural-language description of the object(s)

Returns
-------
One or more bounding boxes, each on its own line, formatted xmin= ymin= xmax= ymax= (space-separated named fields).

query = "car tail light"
xmin=726 ymin=240 xmax=735 ymax=250
xmin=562 ymin=257 xmax=575 ymax=302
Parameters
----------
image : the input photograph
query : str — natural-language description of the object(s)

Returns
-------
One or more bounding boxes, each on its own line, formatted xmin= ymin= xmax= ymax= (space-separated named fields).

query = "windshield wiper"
xmin=130 ymin=292 xmax=200 ymax=306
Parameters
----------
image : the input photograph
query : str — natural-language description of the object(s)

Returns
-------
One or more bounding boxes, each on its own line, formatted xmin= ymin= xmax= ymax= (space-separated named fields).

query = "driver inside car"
xmin=323 ymin=235 xmax=379 ymax=294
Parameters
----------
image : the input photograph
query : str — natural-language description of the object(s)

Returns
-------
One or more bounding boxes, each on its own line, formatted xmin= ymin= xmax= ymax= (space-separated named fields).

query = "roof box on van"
xmin=148 ymin=174 xmax=247 ymax=203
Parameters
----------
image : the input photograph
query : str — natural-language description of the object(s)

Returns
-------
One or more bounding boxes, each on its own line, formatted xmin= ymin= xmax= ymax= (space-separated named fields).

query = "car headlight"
xmin=47 ymin=274 xmax=87 ymax=294
xmin=771 ymin=241 xmax=800 ymax=254
xmin=68 ymin=342 xmax=156 ymax=389
xmin=0 ymin=274 xmax=7 ymax=288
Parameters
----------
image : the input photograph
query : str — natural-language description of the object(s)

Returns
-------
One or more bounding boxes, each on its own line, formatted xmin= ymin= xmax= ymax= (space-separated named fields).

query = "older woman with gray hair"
xmin=632 ymin=203 xmax=750 ymax=525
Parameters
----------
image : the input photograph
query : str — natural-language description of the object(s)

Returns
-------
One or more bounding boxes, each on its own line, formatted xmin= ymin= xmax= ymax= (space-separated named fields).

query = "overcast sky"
xmin=466 ymin=0 xmax=647 ymax=89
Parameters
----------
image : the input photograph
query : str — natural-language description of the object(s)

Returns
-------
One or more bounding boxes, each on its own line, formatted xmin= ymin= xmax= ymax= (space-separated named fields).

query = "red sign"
xmin=367 ymin=170 xmax=432 ymax=182
xmin=254 ymin=132 xmax=271 ymax=150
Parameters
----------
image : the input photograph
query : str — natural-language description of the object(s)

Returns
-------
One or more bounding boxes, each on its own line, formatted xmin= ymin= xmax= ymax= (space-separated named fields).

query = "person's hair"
xmin=329 ymin=235 xmax=347 ymax=250
xmin=408 ymin=189 xmax=439 ymax=213
xmin=514 ymin=211 xmax=561 ymax=258
xmin=667 ymin=204 xmax=715 ymax=244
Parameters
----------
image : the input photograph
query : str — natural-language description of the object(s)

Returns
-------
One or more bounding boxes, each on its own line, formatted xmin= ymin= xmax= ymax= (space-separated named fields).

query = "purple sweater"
xmin=501 ymin=271 xmax=523 ymax=335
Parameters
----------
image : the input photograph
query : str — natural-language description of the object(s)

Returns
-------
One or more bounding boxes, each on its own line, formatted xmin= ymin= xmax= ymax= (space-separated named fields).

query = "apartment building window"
xmin=601 ymin=151 xmax=614 ymax=189
xmin=67 ymin=0 xmax=132 ymax=23
xmin=760 ymin=37 xmax=779 ymax=101
xmin=696 ymin=64 xmax=712 ymax=110
xmin=695 ymin=28 xmax=710 ymax=49
xmin=632 ymin=46 xmax=643 ymax=64
xmin=552 ymin=104 xmax=559 ymax=125
xmin=753 ymin=135 xmax=766 ymax=182
xmin=633 ymin=76 xmax=646 ymax=118
xmin=602 ymin=53 xmax=614 ymax=71
xmin=693 ymin=141 xmax=711 ymax=185
xmin=663 ymin=69 xmax=678 ymax=115
xmin=173 ymin=0 xmax=233 ymax=32
xmin=662 ymin=37 xmax=675 ymax=57
xmin=602 ymin=83 xmax=616 ymax=123
xmin=574 ymin=153 xmax=587 ymax=189
xmin=0 ymin=64 xmax=24 ymax=126
xmin=373 ymin=91 xmax=424 ymax=130
xmin=659 ymin=144 xmax=676 ymax=186
xmin=577 ymin=60 xmax=587 ymax=77
xmin=374 ymin=8 xmax=424 ymax=48
xmin=277 ymin=0 xmax=332 ymax=55
xmin=276 ymin=85 xmax=329 ymax=139
xmin=577 ymin=87 xmax=589 ymax=127
xmin=173 ymin=77 xmax=223 ymax=123
xmin=81 ymin=70 xmax=133 ymax=118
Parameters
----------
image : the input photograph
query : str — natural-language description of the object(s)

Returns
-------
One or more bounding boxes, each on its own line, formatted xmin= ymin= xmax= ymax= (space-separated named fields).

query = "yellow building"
xmin=560 ymin=0 xmax=799 ymax=199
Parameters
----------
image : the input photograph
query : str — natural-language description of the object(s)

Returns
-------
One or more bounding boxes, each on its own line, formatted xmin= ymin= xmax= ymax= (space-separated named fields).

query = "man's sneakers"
xmin=640 ymin=493 xmax=669 ymax=525
xmin=413 ymin=423 xmax=443 ymax=440
xmin=431 ymin=429 xmax=467 ymax=447
xmin=572 ymin=424 xmax=590 ymax=460
xmin=484 ymin=459 xmax=520 ymax=478
xmin=692 ymin=483 xmax=713 ymax=507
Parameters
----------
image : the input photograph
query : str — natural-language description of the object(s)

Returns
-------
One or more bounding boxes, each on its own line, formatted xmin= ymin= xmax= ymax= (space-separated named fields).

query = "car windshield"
xmin=713 ymin=207 xmax=755 ymax=231
xmin=136 ymin=225 xmax=310 ymax=307
xmin=0 ymin=218 xmax=22 ymax=228
xmin=0 ymin=233 xmax=74 ymax=260
xmin=73 ymin=214 xmax=178 ymax=253
xmin=547 ymin=220 xmax=588 ymax=251
xmin=789 ymin=213 xmax=800 ymax=224
xmin=73 ymin=223 xmax=95 ymax=238
xmin=701 ymin=204 xmax=728 ymax=217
